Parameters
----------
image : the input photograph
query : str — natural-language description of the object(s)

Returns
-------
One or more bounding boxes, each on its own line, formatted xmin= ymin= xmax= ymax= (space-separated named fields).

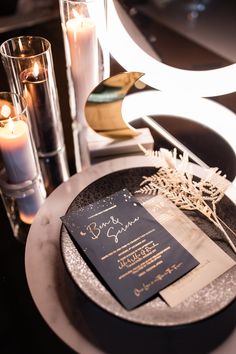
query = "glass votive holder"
xmin=59 ymin=0 xmax=110 ymax=123
xmin=0 ymin=36 xmax=69 ymax=194
xmin=0 ymin=92 xmax=46 ymax=241
xmin=59 ymin=0 xmax=110 ymax=171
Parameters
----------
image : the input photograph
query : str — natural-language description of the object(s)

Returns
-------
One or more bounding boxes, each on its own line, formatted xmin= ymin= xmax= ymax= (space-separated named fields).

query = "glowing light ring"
xmin=122 ymin=90 xmax=236 ymax=184
xmin=107 ymin=1 xmax=236 ymax=97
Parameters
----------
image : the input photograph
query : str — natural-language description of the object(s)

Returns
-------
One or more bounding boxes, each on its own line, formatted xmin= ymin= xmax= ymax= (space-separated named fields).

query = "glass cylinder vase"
xmin=59 ymin=0 xmax=110 ymax=171
xmin=0 ymin=36 xmax=69 ymax=194
xmin=0 ymin=92 xmax=46 ymax=242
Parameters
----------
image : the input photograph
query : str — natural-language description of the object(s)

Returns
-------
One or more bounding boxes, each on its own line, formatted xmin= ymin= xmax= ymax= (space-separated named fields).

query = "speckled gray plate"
xmin=60 ymin=167 xmax=236 ymax=326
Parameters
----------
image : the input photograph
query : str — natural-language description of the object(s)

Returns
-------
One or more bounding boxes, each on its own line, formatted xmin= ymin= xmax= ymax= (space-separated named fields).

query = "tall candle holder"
xmin=59 ymin=0 xmax=110 ymax=171
xmin=0 ymin=92 xmax=46 ymax=242
xmin=0 ymin=36 xmax=69 ymax=194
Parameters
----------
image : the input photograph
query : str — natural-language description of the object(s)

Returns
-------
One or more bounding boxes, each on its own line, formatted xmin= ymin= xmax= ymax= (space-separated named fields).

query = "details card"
xmin=61 ymin=189 xmax=199 ymax=310
xmin=144 ymin=195 xmax=236 ymax=307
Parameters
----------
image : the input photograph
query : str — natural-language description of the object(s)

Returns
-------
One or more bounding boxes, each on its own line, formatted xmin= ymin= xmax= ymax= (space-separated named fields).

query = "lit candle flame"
xmin=1 ymin=104 xmax=11 ymax=118
xmin=72 ymin=9 xmax=88 ymax=28
xmin=72 ymin=9 xmax=81 ymax=19
xmin=7 ymin=118 xmax=15 ymax=134
xmin=33 ymin=62 xmax=40 ymax=78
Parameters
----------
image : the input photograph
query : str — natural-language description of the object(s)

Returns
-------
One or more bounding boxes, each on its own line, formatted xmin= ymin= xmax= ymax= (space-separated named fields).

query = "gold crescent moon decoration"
xmin=84 ymin=71 xmax=144 ymax=138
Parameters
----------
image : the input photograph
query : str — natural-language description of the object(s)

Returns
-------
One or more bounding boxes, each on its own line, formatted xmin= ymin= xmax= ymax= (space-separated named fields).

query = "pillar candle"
xmin=20 ymin=62 xmax=61 ymax=154
xmin=0 ymin=117 xmax=37 ymax=184
xmin=0 ymin=101 xmax=44 ymax=224
xmin=66 ymin=14 xmax=99 ymax=123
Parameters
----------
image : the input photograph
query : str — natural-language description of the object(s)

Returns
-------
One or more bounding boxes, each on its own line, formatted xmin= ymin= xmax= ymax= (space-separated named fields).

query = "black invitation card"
xmin=61 ymin=189 xmax=199 ymax=310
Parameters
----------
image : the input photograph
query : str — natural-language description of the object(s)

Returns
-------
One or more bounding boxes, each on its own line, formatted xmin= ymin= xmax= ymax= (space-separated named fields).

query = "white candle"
xmin=0 ymin=114 xmax=37 ymax=184
xmin=66 ymin=13 xmax=99 ymax=122
xmin=0 ymin=101 xmax=44 ymax=224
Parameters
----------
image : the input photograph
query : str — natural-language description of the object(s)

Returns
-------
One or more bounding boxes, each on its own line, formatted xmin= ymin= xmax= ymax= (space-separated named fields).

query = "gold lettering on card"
xmin=134 ymin=262 xmax=183 ymax=297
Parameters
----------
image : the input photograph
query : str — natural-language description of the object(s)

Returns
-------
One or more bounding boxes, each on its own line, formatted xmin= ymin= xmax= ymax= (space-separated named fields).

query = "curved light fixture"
xmin=107 ymin=1 xmax=236 ymax=97
xmin=121 ymin=90 xmax=236 ymax=184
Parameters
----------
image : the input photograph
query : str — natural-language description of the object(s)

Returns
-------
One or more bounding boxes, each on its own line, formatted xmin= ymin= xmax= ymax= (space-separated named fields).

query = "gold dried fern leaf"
xmin=137 ymin=147 xmax=236 ymax=253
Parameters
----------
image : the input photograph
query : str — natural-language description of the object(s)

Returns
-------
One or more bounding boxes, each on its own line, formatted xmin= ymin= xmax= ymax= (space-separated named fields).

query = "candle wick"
xmin=8 ymin=118 xmax=15 ymax=134
xmin=34 ymin=72 xmax=39 ymax=80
